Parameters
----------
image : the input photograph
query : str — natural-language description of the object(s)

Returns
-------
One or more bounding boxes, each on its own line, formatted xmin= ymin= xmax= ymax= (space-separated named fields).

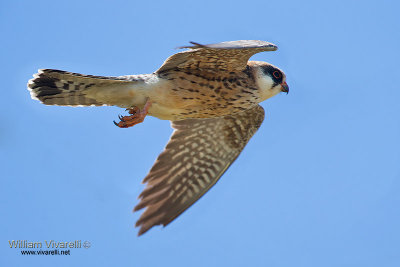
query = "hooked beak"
xmin=281 ymin=82 xmax=289 ymax=94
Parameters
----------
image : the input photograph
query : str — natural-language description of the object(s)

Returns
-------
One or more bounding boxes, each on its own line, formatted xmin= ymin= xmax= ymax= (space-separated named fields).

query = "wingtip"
xmin=136 ymin=224 xmax=146 ymax=236
xmin=177 ymin=41 xmax=204 ymax=49
xmin=188 ymin=41 xmax=203 ymax=46
xmin=133 ymin=204 xmax=142 ymax=212
xmin=263 ymin=41 xmax=278 ymax=51
xmin=136 ymin=222 xmax=152 ymax=236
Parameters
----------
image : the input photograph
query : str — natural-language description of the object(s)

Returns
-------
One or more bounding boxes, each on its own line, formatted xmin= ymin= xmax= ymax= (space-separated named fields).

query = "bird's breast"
xmin=146 ymin=70 xmax=260 ymax=120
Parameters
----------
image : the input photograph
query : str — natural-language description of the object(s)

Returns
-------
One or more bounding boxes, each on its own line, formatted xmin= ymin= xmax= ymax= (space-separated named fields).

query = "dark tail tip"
xmin=27 ymin=70 xmax=63 ymax=102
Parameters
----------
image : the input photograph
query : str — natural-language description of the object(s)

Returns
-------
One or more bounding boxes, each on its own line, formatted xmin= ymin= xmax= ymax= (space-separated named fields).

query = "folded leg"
xmin=114 ymin=100 xmax=152 ymax=128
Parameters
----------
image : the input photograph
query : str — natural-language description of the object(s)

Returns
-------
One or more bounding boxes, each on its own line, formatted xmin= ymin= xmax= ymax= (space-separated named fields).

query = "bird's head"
xmin=250 ymin=61 xmax=289 ymax=101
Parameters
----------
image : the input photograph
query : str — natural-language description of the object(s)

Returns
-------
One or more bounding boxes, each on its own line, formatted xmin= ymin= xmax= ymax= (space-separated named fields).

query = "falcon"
xmin=27 ymin=40 xmax=289 ymax=235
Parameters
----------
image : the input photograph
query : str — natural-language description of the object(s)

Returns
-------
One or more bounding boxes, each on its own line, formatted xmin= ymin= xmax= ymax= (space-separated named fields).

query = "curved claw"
xmin=113 ymin=121 xmax=119 ymax=127
xmin=118 ymin=115 xmax=124 ymax=121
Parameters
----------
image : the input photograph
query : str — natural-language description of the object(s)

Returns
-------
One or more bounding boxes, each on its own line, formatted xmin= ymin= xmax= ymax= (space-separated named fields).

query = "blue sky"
xmin=1 ymin=0 xmax=399 ymax=266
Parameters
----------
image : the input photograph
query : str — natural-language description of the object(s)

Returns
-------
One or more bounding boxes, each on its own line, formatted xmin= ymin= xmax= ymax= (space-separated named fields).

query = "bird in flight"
xmin=28 ymin=40 xmax=289 ymax=235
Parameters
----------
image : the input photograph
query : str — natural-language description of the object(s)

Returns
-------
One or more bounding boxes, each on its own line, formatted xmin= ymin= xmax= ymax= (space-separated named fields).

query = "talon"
xmin=114 ymin=100 xmax=152 ymax=129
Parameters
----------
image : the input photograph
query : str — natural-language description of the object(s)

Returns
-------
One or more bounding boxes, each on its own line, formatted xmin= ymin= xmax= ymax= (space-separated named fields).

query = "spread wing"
xmin=134 ymin=105 xmax=265 ymax=235
xmin=156 ymin=40 xmax=277 ymax=73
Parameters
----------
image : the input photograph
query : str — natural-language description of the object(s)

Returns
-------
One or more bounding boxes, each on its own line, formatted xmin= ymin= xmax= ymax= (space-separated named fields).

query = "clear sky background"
xmin=1 ymin=0 xmax=399 ymax=266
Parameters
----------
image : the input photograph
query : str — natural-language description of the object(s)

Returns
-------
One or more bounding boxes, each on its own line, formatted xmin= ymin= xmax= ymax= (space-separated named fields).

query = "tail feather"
xmin=28 ymin=69 xmax=138 ymax=106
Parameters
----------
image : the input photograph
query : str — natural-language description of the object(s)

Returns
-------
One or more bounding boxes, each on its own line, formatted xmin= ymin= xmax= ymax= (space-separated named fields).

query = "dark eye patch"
xmin=273 ymin=70 xmax=282 ymax=79
xmin=261 ymin=65 xmax=283 ymax=86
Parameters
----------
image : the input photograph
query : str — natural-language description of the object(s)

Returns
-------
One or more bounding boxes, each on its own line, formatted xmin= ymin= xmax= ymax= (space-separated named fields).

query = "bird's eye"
xmin=273 ymin=71 xmax=282 ymax=79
